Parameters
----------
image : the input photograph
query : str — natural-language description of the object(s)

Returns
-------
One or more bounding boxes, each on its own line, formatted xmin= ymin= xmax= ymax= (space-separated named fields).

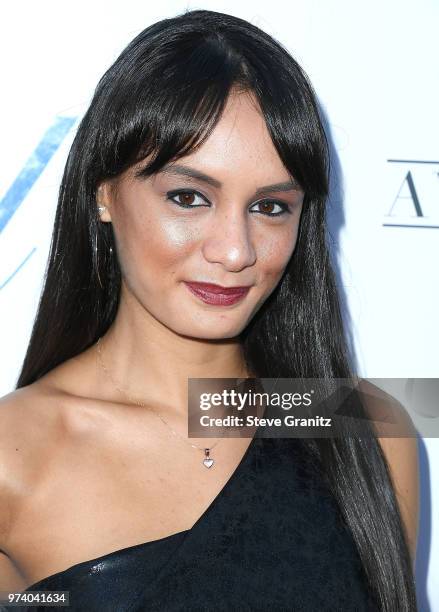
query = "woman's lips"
xmin=183 ymin=281 xmax=251 ymax=306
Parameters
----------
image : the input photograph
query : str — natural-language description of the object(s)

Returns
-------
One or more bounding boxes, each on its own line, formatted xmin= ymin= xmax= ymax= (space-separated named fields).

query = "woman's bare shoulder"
xmin=0 ymin=381 xmax=66 ymax=451
xmin=0 ymin=358 xmax=101 ymax=465
xmin=0 ymin=376 xmax=83 ymax=586
xmin=0 ymin=384 xmax=53 ymax=548
xmin=0 ymin=381 xmax=67 ymax=465
xmin=0 ymin=347 xmax=101 ymax=448
xmin=0 ymin=369 xmax=95 ymax=550
xmin=0 ymin=383 xmax=54 ymax=456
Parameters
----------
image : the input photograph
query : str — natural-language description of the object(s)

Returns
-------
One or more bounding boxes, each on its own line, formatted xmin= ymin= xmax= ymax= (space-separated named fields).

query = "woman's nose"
xmin=201 ymin=210 xmax=257 ymax=272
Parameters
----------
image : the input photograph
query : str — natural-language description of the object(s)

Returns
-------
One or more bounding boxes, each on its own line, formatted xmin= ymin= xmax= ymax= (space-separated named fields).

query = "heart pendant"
xmin=203 ymin=458 xmax=214 ymax=468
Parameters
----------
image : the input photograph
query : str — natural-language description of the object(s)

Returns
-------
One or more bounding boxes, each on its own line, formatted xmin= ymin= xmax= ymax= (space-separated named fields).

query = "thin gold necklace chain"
xmin=95 ymin=337 xmax=222 ymax=460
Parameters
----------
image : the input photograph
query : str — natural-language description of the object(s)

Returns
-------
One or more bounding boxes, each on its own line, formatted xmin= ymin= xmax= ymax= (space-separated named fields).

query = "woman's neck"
xmin=94 ymin=305 xmax=250 ymax=419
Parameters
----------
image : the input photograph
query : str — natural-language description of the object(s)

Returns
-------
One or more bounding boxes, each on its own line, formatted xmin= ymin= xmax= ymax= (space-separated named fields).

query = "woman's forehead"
xmin=117 ymin=91 xmax=294 ymax=190
xmin=162 ymin=96 xmax=287 ymax=180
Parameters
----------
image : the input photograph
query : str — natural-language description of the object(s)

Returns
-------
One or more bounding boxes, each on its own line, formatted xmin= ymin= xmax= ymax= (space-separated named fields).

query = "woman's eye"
xmin=166 ymin=190 xmax=209 ymax=208
xmin=251 ymin=200 xmax=290 ymax=216
xmin=166 ymin=190 xmax=291 ymax=216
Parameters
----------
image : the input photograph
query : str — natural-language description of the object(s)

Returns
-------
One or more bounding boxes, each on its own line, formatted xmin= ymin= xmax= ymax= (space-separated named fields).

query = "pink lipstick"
xmin=183 ymin=282 xmax=251 ymax=306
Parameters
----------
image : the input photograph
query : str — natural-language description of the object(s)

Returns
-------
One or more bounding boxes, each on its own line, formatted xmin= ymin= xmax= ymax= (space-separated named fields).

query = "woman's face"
xmin=99 ymin=91 xmax=304 ymax=339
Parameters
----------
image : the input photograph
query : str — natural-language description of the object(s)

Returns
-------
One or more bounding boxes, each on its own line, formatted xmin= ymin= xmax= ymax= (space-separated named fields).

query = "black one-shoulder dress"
xmin=10 ymin=434 xmax=379 ymax=611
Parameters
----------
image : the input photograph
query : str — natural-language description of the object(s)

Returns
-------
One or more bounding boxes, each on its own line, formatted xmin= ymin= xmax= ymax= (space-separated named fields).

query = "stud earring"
xmin=98 ymin=205 xmax=107 ymax=214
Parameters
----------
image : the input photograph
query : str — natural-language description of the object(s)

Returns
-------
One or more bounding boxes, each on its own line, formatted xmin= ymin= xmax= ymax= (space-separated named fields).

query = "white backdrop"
xmin=0 ymin=1 xmax=437 ymax=609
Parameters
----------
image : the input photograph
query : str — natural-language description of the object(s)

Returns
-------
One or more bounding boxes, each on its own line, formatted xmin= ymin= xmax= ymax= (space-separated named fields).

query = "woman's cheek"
xmin=157 ymin=218 xmax=201 ymax=251
xmin=133 ymin=218 xmax=203 ymax=283
xmin=257 ymin=230 xmax=297 ymax=276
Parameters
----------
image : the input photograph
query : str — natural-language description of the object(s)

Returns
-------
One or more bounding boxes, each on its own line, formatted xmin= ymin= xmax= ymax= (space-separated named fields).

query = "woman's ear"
xmin=96 ymin=182 xmax=113 ymax=223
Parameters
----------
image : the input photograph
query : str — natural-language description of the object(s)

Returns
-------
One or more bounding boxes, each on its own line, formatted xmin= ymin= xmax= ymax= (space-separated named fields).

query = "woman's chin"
xmin=173 ymin=321 xmax=247 ymax=341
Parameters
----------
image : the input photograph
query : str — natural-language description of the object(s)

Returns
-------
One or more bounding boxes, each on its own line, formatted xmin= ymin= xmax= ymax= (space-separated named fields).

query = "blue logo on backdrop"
xmin=384 ymin=159 xmax=439 ymax=228
xmin=0 ymin=116 xmax=76 ymax=290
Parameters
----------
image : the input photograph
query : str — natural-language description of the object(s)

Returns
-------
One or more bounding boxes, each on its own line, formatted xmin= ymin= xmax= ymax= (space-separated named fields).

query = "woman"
xmin=0 ymin=8 xmax=418 ymax=611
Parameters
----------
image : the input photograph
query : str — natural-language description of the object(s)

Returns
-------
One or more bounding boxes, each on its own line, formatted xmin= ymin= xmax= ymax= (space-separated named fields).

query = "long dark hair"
xmin=16 ymin=9 xmax=416 ymax=610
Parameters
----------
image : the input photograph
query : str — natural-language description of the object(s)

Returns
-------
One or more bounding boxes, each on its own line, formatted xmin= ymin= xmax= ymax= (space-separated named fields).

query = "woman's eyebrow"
xmin=158 ymin=163 xmax=302 ymax=194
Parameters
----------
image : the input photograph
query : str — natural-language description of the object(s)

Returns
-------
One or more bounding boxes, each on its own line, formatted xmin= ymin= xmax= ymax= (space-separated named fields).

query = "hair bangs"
xmin=94 ymin=25 xmax=327 ymax=201
xmin=243 ymin=54 xmax=330 ymax=200
xmin=97 ymin=34 xmax=250 ymax=181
